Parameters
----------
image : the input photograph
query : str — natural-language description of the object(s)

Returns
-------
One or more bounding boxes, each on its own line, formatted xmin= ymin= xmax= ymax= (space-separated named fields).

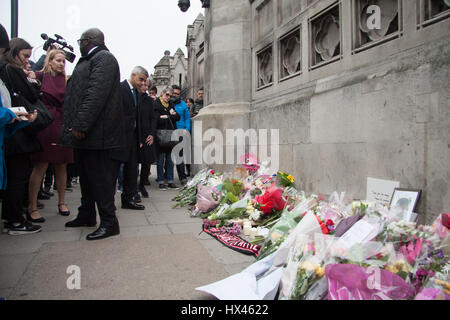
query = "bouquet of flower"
xmin=409 ymin=246 xmax=449 ymax=295
xmin=172 ymin=169 xmax=216 ymax=209
xmin=277 ymin=171 xmax=295 ymax=188
xmin=207 ymin=198 xmax=249 ymax=225
xmin=254 ymin=184 xmax=287 ymax=217
xmin=283 ymin=236 xmax=328 ymax=300
xmin=240 ymin=153 xmax=260 ymax=174
xmin=325 ymin=263 xmax=415 ymax=300
xmin=195 ymin=183 xmax=221 ymax=214
xmin=221 ymin=178 xmax=243 ymax=198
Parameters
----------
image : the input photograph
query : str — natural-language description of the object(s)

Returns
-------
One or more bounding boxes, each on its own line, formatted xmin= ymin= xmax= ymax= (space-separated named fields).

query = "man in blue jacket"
xmin=171 ymin=85 xmax=190 ymax=186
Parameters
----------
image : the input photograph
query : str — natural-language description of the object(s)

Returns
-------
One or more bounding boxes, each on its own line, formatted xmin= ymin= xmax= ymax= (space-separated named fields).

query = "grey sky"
xmin=1 ymin=0 xmax=204 ymax=79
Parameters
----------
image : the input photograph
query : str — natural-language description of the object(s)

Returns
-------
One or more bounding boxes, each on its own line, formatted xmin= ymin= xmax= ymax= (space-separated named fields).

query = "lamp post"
xmin=11 ymin=0 xmax=18 ymax=38
xmin=178 ymin=0 xmax=210 ymax=12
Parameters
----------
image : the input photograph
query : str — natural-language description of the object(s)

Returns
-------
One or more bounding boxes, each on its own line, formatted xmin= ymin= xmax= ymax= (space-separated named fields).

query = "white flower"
xmin=441 ymin=263 xmax=450 ymax=276
xmin=250 ymin=210 xmax=262 ymax=222
xmin=271 ymin=231 xmax=281 ymax=241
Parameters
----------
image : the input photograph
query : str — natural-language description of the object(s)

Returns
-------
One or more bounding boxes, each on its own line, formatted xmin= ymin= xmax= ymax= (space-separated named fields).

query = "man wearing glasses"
xmin=59 ymin=28 xmax=124 ymax=241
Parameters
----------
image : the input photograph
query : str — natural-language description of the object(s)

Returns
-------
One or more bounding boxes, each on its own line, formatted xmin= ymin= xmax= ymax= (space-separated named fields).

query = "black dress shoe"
xmin=139 ymin=185 xmax=149 ymax=198
xmin=134 ymin=193 xmax=142 ymax=203
xmin=86 ymin=226 xmax=120 ymax=241
xmin=121 ymin=201 xmax=145 ymax=210
xmin=65 ymin=218 xmax=97 ymax=228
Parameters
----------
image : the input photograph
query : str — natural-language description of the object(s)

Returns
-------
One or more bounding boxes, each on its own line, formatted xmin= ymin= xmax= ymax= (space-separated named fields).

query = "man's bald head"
xmin=82 ymin=28 xmax=105 ymax=46
xmin=79 ymin=28 xmax=105 ymax=57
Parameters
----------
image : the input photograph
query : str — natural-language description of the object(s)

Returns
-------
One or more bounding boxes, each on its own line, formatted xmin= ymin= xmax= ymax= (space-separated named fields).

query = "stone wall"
xmin=186 ymin=13 xmax=206 ymax=99
xmin=249 ymin=38 xmax=450 ymax=225
xmin=193 ymin=0 xmax=450 ymax=224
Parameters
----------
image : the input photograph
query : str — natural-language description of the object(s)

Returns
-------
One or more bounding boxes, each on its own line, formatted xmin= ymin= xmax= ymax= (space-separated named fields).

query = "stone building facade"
xmin=186 ymin=13 xmax=206 ymax=100
xmin=151 ymin=49 xmax=189 ymax=95
xmin=191 ymin=0 xmax=450 ymax=224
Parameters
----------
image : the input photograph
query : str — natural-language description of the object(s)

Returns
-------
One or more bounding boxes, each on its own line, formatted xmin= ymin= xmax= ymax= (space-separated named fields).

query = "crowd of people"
xmin=0 ymin=25 xmax=205 ymax=240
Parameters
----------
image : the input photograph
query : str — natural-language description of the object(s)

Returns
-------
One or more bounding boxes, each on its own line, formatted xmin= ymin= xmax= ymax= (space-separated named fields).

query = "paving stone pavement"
xmin=0 ymin=172 xmax=256 ymax=300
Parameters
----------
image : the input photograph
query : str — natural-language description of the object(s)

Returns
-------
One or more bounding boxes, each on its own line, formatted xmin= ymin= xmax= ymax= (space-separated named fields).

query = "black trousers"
xmin=2 ymin=153 xmax=31 ymax=224
xmin=121 ymin=133 xmax=139 ymax=203
xmin=139 ymin=163 xmax=151 ymax=185
xmin=75 ymin=149 xmax=119 ymax=229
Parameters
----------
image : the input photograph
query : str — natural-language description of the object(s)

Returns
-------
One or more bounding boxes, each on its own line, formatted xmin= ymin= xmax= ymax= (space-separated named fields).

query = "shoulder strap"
xmin=167 ymin=107 xmax=176 ymax=130
xmin=4 ymin=65 xmax=34 ymax=107
xmin=3 ymin=64 xmax=18 ymax=95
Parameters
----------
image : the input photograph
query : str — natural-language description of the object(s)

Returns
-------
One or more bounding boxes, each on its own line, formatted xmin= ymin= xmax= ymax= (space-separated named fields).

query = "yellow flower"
xmin=434 ymin=279 xmax=450 ymax=291
xmin=315 ymin=266 xmax=325 ymax=278
xmin=301 ymin=261 xmax=318 ymax=273
xmin=394 ymin=260 xmax=411 ymax=273
xmin=287 ymin=175 xmax=294 ymax=183
xmin=387 ymin=260 xmax=411 ymax=274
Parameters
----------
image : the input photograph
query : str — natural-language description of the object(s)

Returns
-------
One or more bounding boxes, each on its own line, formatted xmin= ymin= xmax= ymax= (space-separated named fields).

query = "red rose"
xmin=255 ymin=184 xmax=286 ymax=216
xmin=315 ymin=215 xmax=329 ymax=235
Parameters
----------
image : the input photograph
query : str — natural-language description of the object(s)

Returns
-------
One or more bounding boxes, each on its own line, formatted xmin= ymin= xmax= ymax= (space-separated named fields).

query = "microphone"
xmin=41 ymin=33 xmax=49 ymax=40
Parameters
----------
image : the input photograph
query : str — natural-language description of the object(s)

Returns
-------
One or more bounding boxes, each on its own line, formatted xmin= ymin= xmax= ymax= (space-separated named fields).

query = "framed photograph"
xmin=389 ymin=188 xmax=422 ymax=220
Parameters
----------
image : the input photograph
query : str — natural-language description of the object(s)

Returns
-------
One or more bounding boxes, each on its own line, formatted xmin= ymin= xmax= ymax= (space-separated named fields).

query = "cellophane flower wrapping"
xmin=325 ymin=263 xmax=415 ymax=300
xmin=257 ymin=197 xmax=318 ymax=261
xmin=280 ymin=233 xmax=335 ymax=300
xmin=196 ymin=183 xmax=220 ymax=213
xmin=173 ymin=168 xmax=212 ymax=210
xmin=414 ymin=272 xmax=450 ymax=300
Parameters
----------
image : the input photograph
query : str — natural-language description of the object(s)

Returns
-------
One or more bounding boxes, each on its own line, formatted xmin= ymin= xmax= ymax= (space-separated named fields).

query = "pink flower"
xmin=240 ymin=153 xmax=260 ymax=173
xmin=401 ymin=238 xmax=422 ymax=265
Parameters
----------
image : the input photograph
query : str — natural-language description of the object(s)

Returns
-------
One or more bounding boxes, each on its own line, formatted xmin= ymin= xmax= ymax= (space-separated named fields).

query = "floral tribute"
xmin=172 ymin=156 xmax=449 ymax=300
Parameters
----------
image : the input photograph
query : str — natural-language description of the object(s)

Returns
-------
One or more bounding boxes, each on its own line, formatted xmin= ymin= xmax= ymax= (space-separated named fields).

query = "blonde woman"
xmin=27 ymin=49 xmax=74 ymax=222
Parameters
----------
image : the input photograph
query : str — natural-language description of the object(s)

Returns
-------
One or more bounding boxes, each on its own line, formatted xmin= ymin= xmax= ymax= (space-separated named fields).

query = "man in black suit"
xmin=60 ymin=28 xmax=123 ymax=241
xmin=137 ymin=79 xmax=157 ymax=198
xmin=111 ymin=66 xmax=150 ymax=210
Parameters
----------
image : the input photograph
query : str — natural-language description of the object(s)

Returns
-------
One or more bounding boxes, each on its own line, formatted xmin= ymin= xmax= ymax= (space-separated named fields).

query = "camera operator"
xmin=41 ymin=34 xmax=76 ymax=64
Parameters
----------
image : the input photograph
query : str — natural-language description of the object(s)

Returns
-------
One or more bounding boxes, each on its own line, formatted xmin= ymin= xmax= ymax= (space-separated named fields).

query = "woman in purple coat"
xmin=27 ymin=50 xmax=74 ymax=222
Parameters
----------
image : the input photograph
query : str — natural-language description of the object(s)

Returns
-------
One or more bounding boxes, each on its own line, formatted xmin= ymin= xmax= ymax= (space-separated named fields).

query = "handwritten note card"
xmin=366 ymin=177 xmax=400 ymax=207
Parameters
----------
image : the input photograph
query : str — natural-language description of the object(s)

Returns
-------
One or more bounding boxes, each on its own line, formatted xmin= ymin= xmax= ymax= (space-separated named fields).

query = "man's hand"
xmin=71 ymin=129 xmax=86 ymax=140
xmin=145 ymin=135 xmax=154 ymax=146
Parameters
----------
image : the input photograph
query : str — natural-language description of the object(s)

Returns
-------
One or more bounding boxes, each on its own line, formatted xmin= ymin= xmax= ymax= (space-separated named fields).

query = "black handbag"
xmin=5 ymin=65 xmax=54 ymax=133
xmin=156 ymin=109 xmax=178 ymax=149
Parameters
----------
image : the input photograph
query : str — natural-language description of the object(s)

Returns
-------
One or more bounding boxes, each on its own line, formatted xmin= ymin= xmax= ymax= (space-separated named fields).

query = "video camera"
xmin=41 ymin=33 xmax=76 ymax=63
